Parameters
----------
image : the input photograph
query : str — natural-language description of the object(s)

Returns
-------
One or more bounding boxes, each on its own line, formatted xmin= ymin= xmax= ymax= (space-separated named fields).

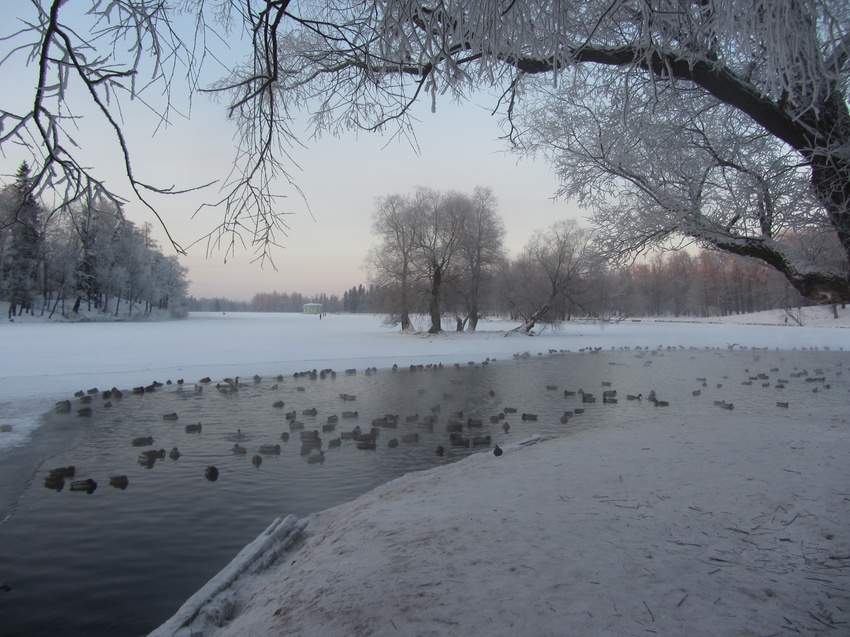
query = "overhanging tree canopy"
xmin=4 ymin=1 xmax=849 ymax=300
xmin=515 ymin=69 xmax=847 ymax=302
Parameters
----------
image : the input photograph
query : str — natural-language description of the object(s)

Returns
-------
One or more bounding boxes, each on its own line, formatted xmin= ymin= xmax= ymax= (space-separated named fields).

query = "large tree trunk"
xmin=566 ymin=45 xmax=850 ymax=304
xmin=810 ymin=157 xmax=850 ymax=297
xmin=399 ymin=264 xmax=412 ymax=331
xmin=709 ymin=75 xmax=850 ymax=303
xmin=466 ymin=277 xmax=480 ymax=332
xmin=427 ymin=259 xmax=442 ymax=333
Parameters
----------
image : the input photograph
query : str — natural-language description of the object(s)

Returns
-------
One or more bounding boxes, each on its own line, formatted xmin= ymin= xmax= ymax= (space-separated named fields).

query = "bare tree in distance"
xmin=410 ymin=189 xmax=469 ymax=334
xmin=5 ymin=1 xmax=849 ymax=300
xmin=366 ymin=194 xmax=421 ymax=331
xmin=505 ymin=220 xmax=596 ymax=334
xmin=367 ymin=187 xmax=505 ymax=332
xmin=454 ymin=186 xmax=506 ymax=331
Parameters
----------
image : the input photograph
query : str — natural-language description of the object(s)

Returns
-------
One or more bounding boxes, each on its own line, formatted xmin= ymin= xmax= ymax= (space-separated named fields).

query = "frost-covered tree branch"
xmin=2 ymin=0 xmax=299 ymax=263
xmin=1 ymin=0 xmax=204 ymax=250
xmin=3 ymin=1 xmax=849 ymax=297
xmin=515 ymin=68 xmax=847 ymax=302
xmin=255 ymin=0 xmax=850 ymax=301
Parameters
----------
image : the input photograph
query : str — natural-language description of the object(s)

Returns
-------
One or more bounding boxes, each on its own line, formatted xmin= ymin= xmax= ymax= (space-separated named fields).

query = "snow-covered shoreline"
xmin=151 ymin=407 xmax=850 ymax=637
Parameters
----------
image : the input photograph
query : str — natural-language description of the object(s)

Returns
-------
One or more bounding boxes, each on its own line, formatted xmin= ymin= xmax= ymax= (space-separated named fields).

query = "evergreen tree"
xmin=2 ymin=162 xmax=43 ymax=317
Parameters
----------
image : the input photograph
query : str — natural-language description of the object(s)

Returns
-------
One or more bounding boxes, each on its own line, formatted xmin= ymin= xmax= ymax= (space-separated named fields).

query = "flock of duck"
xmin=42 ymin=348 xmax=844 ymax=494
xmin=44 ymin=363 xmax=541 ymax=492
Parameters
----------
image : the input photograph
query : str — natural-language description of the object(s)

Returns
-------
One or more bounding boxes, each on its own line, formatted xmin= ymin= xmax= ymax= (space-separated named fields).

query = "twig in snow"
xmin=643 ymin=601 xmax=655 ymax=622
xmin=807 ymin=610 xmax=838 ymax=629
xmin=783 ymin=513 xmax=800 ymax=526
xmin=672 ymin=541 xmax=703 ymax=547
xmin=677 ymin=594 xmax=688 ymax=607
xmin=688 ymin=506 xmax=713 ymax=515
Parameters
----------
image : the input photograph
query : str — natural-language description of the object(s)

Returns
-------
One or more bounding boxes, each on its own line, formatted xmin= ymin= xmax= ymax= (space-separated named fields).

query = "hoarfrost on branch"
xmin=3 ymin=1 xmax=849 ymax=298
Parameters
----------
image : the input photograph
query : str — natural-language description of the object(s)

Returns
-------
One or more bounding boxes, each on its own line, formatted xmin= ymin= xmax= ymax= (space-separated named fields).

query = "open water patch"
xmin=0 ymin=347 xmax=847 ymax=636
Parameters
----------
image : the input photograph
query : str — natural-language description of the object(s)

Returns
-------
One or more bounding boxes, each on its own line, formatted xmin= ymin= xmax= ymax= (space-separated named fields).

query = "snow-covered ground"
xmin=2 ymin=305 xmax=849 ymax=636
xmin=153 ymin=409 xmax=850 ymax=637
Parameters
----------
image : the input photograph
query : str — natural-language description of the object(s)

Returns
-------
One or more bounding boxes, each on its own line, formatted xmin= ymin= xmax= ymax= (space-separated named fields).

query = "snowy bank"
xmin=150 ymin=515 xmax=308 ymax=636
xmin=151 ymin=408 xmax=850 ymax=637
xmin=642 ymin=304 xmax=850 ymax=328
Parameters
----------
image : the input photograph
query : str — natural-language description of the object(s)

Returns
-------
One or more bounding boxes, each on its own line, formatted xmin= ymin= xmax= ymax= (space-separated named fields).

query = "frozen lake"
xmin=0 ymin=311 xmax=848 ymax=635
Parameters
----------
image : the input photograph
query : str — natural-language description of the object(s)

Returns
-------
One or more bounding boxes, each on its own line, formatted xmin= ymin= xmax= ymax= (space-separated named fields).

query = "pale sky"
xmin=125 ymin=96 xmax=585 ymax=301
xmin=1 ymin=9 xmax=586 ymax=303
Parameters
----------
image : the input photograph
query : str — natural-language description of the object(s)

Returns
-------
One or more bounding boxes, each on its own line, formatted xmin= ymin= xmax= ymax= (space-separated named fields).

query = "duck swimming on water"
xmin=70 ymin=478 xmax=97 ymax=493
xmin=43 ymin=474 xmax=66 ymax=490
xmin=109 ymin=475 xmax=129 ymax=490
xmin=138 ymin=449 xmax=166 ymax=467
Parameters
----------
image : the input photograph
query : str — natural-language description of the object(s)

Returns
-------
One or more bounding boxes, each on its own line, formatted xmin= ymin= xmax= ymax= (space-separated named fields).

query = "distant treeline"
xmin=187 ymin=247 xmax=823 ymax=323
xmin=186 ymin=284 xmax=375 ymax=314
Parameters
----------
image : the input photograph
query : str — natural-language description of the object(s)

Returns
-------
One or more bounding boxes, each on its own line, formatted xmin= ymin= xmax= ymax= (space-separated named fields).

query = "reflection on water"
xmin=0 ymin=347 xmax=847 ymax=636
